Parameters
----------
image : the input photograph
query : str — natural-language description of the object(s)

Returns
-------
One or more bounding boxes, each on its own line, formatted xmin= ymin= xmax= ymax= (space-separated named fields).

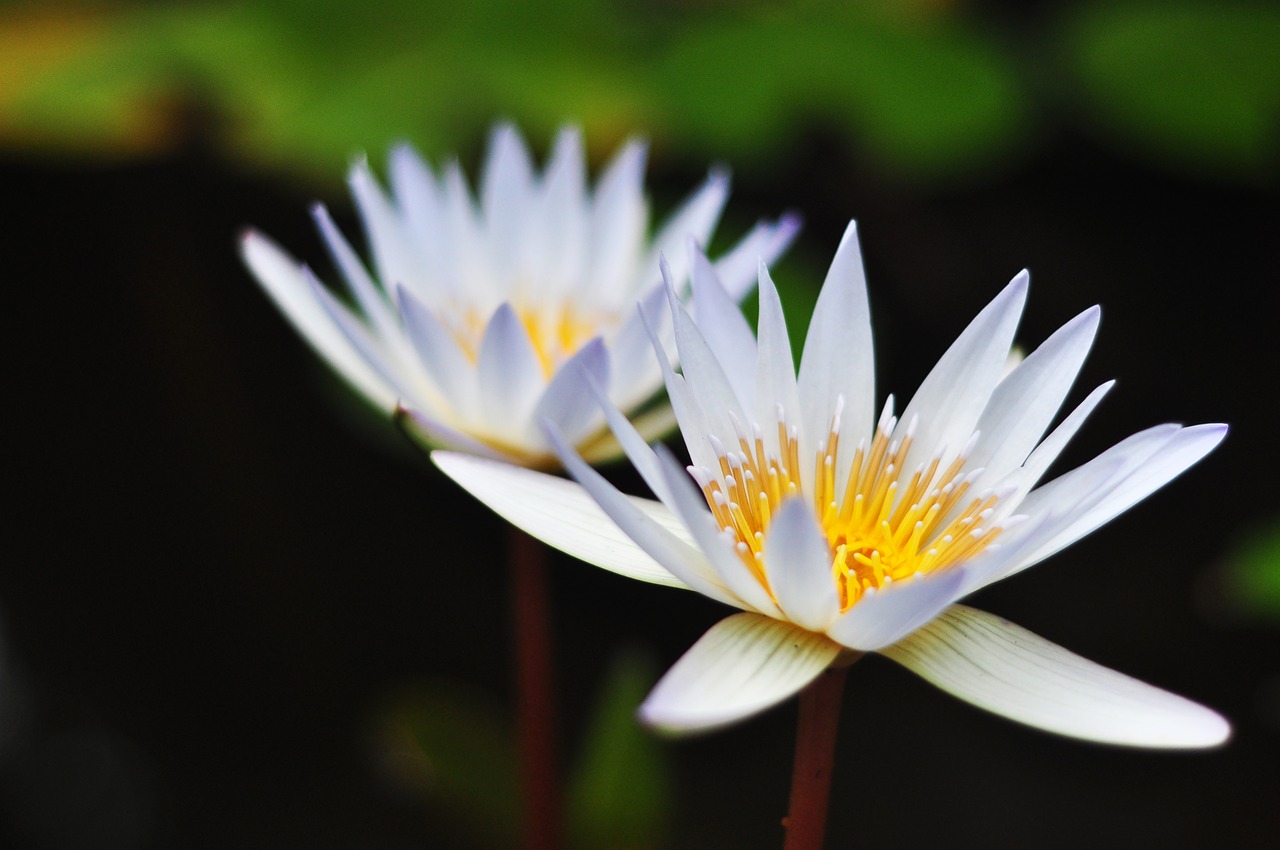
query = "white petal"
xmin=587 ymin=138 xmax=648 ymax=301
xmin=764 ymin=499 xmax=840 ymax=631
xmin=1012 ymin=423 xmax=1226 ymax=571
xmin=1012 ymin=380 xmax=1115 ymax=498
xmin=532 ymin=338 xmax=610 ymax=446
xmin=637 ymin=170 xmax=729 ymax=297
xmin=897 ymin=272 xmax=1028 ymax=476
xmin=609 ymin=285 xmax=668 ymax=410
xmin=312 ymin=204 xmax=400 ymax=342
xmin=755 ymin=261 xmax=801 ymax=460
xmin=530 ymin=126 xmax=588 ymax=299
xmin=241 ymin=231 xmax=396 ymax=410
xmin=653 ymin=445 xmax=784 ymax=618
xmin=797 ymin=221 xmax=875 ymax=466
xmin=666 ymin=274 xmax=750 ymax=442
xmin=432 ymin=451 xmax=693 ymax=589
xmin=710 ymin=212 xmax=802 ymax=303
xmin=881 ymin=605 xmax=1230 ymax=748
xmin=826 ymin=568 xmax=968 ymax=651
xmin=396 ymin=285 xmax=479 ymax=419
xmin=479 ymin=122 xmax=535 ymax=284
xmin=476 ymin=303 xmax=546 ymax=428
xmin=690 ymin=244 xmax=758 ymax=412
xmin=304 ymin=268 xmax=412 ymax=406
xmin=396 ymin=405 xmax=513 ymax=462
xmin=967 ymin=306 xmax=1100 ymax=487
xmin=543 ymin=430 xmax=743 ymax=606
xmin=349 ymin=158 xmax=425 ymax=294
xmin=388 ymin=143 xmax=448 ymax=290
xmin=638 ymin=613 xmax=842 ymax=735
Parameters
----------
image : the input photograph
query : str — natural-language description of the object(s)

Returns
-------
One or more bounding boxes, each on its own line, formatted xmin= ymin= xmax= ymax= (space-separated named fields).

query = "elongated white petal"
xmin=587 ymin=139 xmax=647 ymax=298
xmin=827 ymin=568 xmax=968 ymax=651
xmin=313 ymin=204 xmax=401 ymax=343
xmin=304 ymin=268 xmax=412 ymax=406
xmin=638 ymin=170 xmax=729 ymax=296
xmin=897 ymin=272 xmax=1028 ymax=476
xmin=476 ymin=303 xmax=546 ymax=427
xmin=690 ymin=246 xmax=758 ymax=411
xmin=542 ymin=430 xmax=743 ymax=605
xmin=710 ymin=212 xmax=802 ymax=303
xmin=639 ymin=613 xmax=842 ymax=735
xmin=1015 ymin=423 xmax=1226 ymax=570
xmin=396 ymin=285 xmax=479 ymax=419
xmin=388 ymin=144 xmax=448 ymax=291
xmin=764 ymin=499 xmax=840 ymax=631
xmin=241 ymin=231 xmax=396 ymax=410
xmin=967 ymin=306 xmax=1100 ymax=486
xmin=1011 ymin=380 xmax=1115 ymax=498
xmin=349 ymin=158 xmax=424 ymax=294
xmin=881 ymin=605 xmax=1230 ymax=748
xmin=397 ymin=406 xmax=513 ymax=462
xmin=610 ymin=285 xmax=668 ymax=410
xmin=666 ymin=273 xmax=750 ymax=438
xmin=533 ymin=126 xmax=588 ymax=298
xmin=797 ymin=221 xmax=875 ymax=462
xmin=756 ymin=262 xmax=802 ymax=460
xmin=652 ymin=446 xmax=784 ymax=618
xmin=532 ymin=338 xmax=610 ymax=446
xmin=432 ymin=451 xmax=693 ymax=589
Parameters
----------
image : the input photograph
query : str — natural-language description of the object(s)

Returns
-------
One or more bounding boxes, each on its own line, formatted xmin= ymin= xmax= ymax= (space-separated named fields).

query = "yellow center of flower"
xmin=699 ymin=410 xmax=1004 ymax=611
xmin=452 ymin=303 xmax=612 ymax=378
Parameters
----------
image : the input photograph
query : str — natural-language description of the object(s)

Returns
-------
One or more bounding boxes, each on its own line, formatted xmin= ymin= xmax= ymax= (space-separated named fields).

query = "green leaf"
xmin=1059 ymin=1 xmax=1280 ymax=181
xmin=567 ymin=648 xmax=670 ymax=850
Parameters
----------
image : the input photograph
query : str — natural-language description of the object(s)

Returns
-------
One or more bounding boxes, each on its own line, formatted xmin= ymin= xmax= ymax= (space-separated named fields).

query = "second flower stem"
xmin=782 ymin=664 xmax=850 ymax=850
xmin=510 ymin=527 xmax=562 ymax=850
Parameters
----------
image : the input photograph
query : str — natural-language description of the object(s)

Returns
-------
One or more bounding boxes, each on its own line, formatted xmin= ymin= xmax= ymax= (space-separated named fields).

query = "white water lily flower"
xmin=242 ymin=123 xmax=798 ymax=466
xmin=434 ymin=222 xmax=1230 ymax=747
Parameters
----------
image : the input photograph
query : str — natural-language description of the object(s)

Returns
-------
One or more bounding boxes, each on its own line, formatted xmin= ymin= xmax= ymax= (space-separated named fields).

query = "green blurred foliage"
xmin=378 ymin=648 xmax=669 ymax=849
xmin=5 ymin=0 xmax=1276 ymax=185
xmin=1219 ymin=523 xmax=1280 ymax=623
xmin=567 ymin=649 xmax=670 ymax=850
xmin=1061 ymin=2 xmax=1280 ymax=180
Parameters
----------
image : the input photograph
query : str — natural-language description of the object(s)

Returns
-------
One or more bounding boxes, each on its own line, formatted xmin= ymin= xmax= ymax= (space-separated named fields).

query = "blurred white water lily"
xmin=435 ymin=222 xmax=1230 ymax=747
xmin=242 ymin=123 xmax=798 ymax=466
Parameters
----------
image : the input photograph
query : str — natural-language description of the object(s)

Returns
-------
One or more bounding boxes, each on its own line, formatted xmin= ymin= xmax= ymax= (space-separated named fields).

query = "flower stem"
xmin=782 ymin=664 xmax=850 ymax=850
xmin=510 ymin=526 xmax=562 ymax=850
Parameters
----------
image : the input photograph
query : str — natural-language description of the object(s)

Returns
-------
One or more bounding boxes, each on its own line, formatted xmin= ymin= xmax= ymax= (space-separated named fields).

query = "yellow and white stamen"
xmin=695 ymin=397 xmax=1007 ymax=611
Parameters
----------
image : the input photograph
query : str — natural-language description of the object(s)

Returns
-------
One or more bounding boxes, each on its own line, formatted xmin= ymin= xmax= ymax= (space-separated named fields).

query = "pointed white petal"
xmin=476 ymin=303 xmax=546 ymax=427
xmin=241 ymin=231 xmax=396 ymax=410
xmin=531 ymin=126 xmax=588 ymax=298
xmin=897 ymin=272 xmax=1028 ymax=476
xmin=479 ymin=122 xmax=535 ymax=284
xmin=388 ymin=143 xmax=448 ymax=288
xmin=967 ymin=306 xmax=1100 ymax=487
xmin=755 ymin=261 xmax=801 ymax=459
xmin=764 ymin=499 xmax=840 ymax=631
xmin=1014 ymin=423 xmax=1227 ymax=570
xmin=532 ymin=338 xmax=610 ymax=446
xmin=690 ymin=244 xmax=758 ymax=412
xmin=587 ymin=138 xmax=648 ymax=300
xmin=312 ymin=204 xmax=401 ymax=342
xmin=349 ymin=158 xmax=425 ymax=293
xmin=638 ymin=170 xmax=729 ymax=296
xmin=543 ymin=430 xmax=743 ymax=605
xmin=638 ymin=613 xmax=842 ymax=735
xmin=1013 ymin=380 xmax=1115 ymax=497
xmin=797 ymin=222 xmax=875 ymax=462
xmin=653 ymin=445 xmax=784 ymax=618
xmin=396 ymin=285 xmax=479 ymax=419
xmin=710 ymin=212 xmax=802 ymax=303
xmin=881 ymin=605 xmax=1230 ymax=748
xmin=826 ymin=568 xmax=968 ymax=651
xmin=432 ymin=451 xmax=694 ymax=589
xmin=666 ymin=274 xmax=750 ymax=441
xmin=609 ymin=285 xmax=668 ymax=410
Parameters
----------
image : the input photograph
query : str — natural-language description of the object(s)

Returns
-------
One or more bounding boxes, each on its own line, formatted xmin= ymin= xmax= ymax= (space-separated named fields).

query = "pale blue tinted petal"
xmin=764 ymin=499 xmax=840 ymax=631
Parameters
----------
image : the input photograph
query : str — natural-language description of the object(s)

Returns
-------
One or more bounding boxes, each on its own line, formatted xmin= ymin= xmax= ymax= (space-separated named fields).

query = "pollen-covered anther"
xmin=698 ymin=408 xmax=1007 ymax=612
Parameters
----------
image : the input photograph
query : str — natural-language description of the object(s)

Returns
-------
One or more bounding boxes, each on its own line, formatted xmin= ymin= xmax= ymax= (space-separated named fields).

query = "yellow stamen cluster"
xmin=699 ymin=408 xmax=1004 ymax=611
xmin=450 ymin=303 xmax=611 ymax=378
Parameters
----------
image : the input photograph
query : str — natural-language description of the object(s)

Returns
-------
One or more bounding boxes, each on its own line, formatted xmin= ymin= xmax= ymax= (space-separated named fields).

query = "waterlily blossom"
xmin=435 ymin=222 xmax=1230 ymax=747
xmin=242 ymin=123 xmax=798 ymax=466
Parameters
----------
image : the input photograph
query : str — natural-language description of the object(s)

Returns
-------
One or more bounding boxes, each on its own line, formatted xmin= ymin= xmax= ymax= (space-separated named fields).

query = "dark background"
xmin=4 ymin=2 xmax=1280 ymax=848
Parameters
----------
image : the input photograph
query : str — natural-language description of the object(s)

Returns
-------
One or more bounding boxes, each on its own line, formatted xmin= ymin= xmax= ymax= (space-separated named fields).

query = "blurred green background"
xmin=3 ymin=1 xmax=1279 ymax=848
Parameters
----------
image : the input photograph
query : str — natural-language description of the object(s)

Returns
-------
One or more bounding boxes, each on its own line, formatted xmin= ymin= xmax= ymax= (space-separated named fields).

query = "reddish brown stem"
xmin=510 ymin=527 xmax=562 ymax=850
xmin=782 ymin=665 xmax=849 ymax=850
